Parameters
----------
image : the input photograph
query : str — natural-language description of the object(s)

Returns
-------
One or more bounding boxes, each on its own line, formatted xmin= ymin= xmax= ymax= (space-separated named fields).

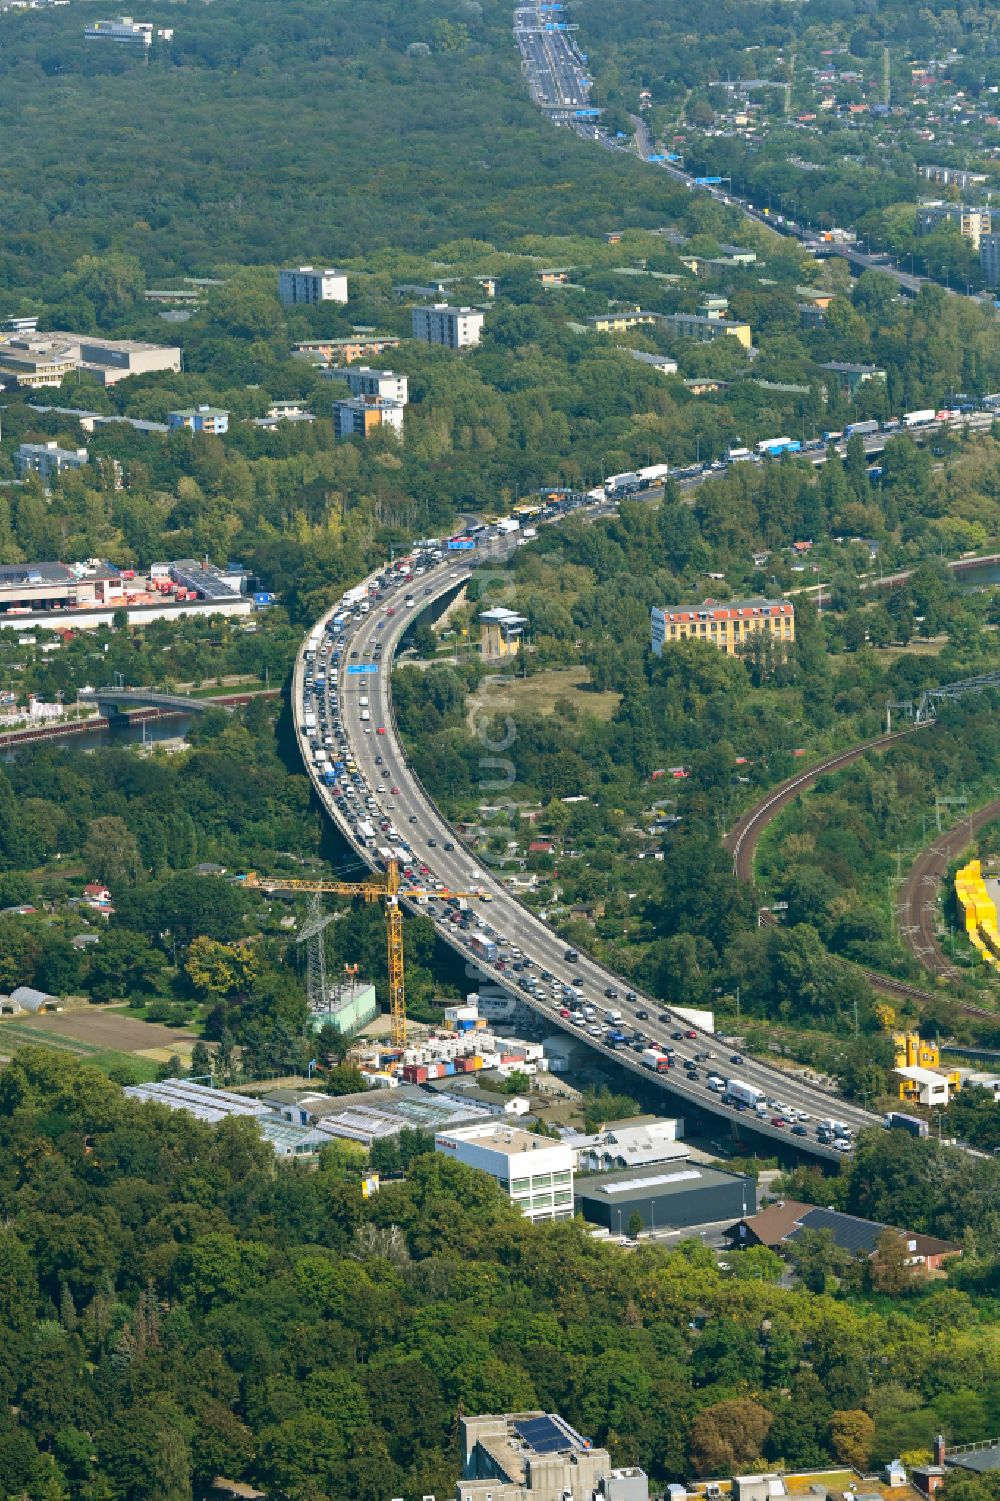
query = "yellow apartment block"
xmin=651 ymin=598 xmax=794 ymax=656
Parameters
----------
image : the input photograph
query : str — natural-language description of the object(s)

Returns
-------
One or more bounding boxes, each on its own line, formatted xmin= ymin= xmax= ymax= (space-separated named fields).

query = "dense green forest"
xmin=0 ymin=0 xmax=690 ymax=288
xmin=0 ymin=1047 xmax=997 ymax=1501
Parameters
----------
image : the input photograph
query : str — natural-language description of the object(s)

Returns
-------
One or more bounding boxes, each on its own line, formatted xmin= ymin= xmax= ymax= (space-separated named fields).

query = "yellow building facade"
xmin=954 ymin=858 xmax=1000 ymax=971
xmin=651 ymin=598 xmax=794 ymax=657
xmin=480 ymin=606 xmax=527 ymax=659
xmin=892 ymin=1032 xmax=961 ymax=1101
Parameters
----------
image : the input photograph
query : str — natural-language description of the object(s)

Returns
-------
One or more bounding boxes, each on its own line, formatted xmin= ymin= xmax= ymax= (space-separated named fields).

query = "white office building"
xmin=332 ymin=395 xmax=405 ymax=441
xmin=15 ymin=441 xmax=90 ymax=483
xmin=334 ymin=365 xmax=409 ymax=405
xmin=278 ymin=266 xmax=348 ymax=306
xmin=435 ymin=1123 xmax=574 ymax=1222
xmin=412 ymin=303 xmax=484 ymax=349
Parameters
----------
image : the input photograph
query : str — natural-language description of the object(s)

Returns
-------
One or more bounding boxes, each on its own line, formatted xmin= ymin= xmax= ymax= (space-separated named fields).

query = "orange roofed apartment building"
xmin=651 ymin=597 xmax=794 ymax=657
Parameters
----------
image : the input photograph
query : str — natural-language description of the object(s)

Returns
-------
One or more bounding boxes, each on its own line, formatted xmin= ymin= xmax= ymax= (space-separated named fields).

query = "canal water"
xmin=956 ymin=558 xmax=1000 ymax=589
xmin=1 ymin=714 xmax=193 ymax=761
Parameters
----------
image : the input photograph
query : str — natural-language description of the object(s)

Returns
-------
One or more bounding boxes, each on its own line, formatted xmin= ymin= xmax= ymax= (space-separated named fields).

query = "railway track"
xmin=725 ymin=724 xmax=929 ymax=881
xmin=730 ymin=726 xmax=998 ymax=1020
xmin=899 ymin=795 xmax=1000 ymax=987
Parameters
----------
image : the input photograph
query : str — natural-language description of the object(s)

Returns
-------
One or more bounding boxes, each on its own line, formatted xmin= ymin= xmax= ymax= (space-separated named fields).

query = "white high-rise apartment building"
xmin=412 ymin=303 xmax=484 ymax=349
xmin=278 ymin=266 xmax=348 ymax=307
xmin=338 ymin=366 xmax=408 ymax=405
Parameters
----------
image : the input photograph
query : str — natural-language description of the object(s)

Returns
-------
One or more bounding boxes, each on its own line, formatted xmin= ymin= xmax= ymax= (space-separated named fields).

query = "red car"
xmin=559 ymin=1007 xmax=571 ymax=1018
xmin=386 ymin=607 xmax=395 ymax=616
xmin=377 ymin=726 xmax=387 ymax=735
xmin=770 ymin=1117 xmax=787 ymax=1129
xmin=391 ymin=786 xmax=400 ymax=794
xmin=685 ymin=1029 xmax=697 ymax=1040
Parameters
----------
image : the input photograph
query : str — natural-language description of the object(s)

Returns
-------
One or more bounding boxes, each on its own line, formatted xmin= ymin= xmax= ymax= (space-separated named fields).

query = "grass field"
xmin=469 ymin=665 xmax=620 ymax=724
xmin=0 ymin=1008 xmax=196 ymax=1081
xmin=0 ymin=1020 xmax=163 ymax=1081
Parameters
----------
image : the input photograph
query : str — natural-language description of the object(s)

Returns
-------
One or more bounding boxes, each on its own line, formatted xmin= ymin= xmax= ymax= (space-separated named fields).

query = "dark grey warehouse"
xmin=574 ymin=1161 xmax=757 ymax=1234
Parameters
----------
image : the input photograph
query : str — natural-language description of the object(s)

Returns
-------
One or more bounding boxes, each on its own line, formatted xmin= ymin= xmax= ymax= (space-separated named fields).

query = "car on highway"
xmin=672 ymin=1031 xmax=683 ymax=1040
xmin=791 ymin=1125 xmax=808 ymax=1137
xmin=770 ymin=1117 xmax=787 ymax=1129
xmin=684 ymin=1029 xmax=697 ymax=1040
xmin=409 ymin=815 xmax=418 ymax=823
xmin=391 ymin=786 xmax=400 ymax=795
xmin=377 ymin=726 xmax=386 ymax=735
xmin=730 ymin=1053 xmax=744 ymax=1064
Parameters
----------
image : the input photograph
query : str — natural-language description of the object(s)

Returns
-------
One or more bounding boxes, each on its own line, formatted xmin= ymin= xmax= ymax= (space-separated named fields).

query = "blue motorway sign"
xmin=447 ymin=538 xmax=476 ymax=551
xmin=346 ymin=663 xmax=379 ymax=675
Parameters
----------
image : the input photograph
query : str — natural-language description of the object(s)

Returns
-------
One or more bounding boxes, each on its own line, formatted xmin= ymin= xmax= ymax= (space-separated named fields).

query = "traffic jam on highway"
xmin=295 ymin=499 xmax=877 ymax=1158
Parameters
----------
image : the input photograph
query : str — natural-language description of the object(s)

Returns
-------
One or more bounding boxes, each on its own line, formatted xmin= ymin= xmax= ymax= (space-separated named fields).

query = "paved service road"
xmin=293 ymin=517 xmax=881 ymax=1162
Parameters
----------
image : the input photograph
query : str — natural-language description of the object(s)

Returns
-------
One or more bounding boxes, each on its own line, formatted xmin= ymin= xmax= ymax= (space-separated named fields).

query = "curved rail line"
xmin=725 ymin=724 xmax=929 ymax=881
xmin=731 ymin=728 xmax=998 ymax=1019
xmin=900 ymin=796 xmax=1000 ymax=987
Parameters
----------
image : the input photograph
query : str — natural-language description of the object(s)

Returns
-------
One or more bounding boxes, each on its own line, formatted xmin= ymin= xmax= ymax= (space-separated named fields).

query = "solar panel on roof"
xmin=514 ymin=1416 xmax=571 ymax=1455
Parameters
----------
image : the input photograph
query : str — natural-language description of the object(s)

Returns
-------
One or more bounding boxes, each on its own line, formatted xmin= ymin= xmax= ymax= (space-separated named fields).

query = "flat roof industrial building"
xmin=265 ymin=1082 xmax=492 ymax=1145
xmin=574 ymin=1160 xmax=756 ymax=1233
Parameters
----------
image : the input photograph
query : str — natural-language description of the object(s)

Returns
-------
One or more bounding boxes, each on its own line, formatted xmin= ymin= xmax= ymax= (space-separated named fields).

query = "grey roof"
xmin=575 ymin=1161 xmax=748 ymax=1204
xmin=630 ymin=349 xmax=678 ymax=368
xmin=945 ymin=1448 xmax=1000 ymax=1476
xmin=787 ymin=1206 xmax=885 ymax=1256
xmin=124 ymin=1079 xmax=273 ymax=1122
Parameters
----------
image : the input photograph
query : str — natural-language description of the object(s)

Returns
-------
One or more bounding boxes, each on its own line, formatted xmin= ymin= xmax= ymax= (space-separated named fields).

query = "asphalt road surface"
xmin=294 ymin=523 xmax=880 ymax=1160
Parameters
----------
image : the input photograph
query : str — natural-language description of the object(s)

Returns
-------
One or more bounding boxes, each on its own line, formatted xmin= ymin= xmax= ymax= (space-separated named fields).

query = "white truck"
xmin=641 ymin=1048 xmax=670 ymax=1073
xmin=604 ymin=1008 xmax=622 ymax=1024
xmin=725 ymin=1077 xmax=765 ymax=1109
xmin=903 ymin=408 xmax=936 ymax=427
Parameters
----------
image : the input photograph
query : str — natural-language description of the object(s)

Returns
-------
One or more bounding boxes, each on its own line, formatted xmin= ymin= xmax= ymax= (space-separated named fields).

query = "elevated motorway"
xmin=293 ymin=523 xmax=882 ymax=1162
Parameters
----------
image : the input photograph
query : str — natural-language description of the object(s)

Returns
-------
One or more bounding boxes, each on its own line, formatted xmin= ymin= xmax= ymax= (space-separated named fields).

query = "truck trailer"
xmin=884 ymin=1111 xmax=929 ymax=1138
xmin=725 ymin=1077 xmax=765 ymax=1108
xmin=469 ymin=933 xmax=498 ymax=965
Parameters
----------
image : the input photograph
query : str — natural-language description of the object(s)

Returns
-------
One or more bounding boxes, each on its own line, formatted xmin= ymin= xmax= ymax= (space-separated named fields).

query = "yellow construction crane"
xmin=243 ymin=862 xmax=408 ymax=1047
xmin=242 ymin=865 xmax=492 ymax=1049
